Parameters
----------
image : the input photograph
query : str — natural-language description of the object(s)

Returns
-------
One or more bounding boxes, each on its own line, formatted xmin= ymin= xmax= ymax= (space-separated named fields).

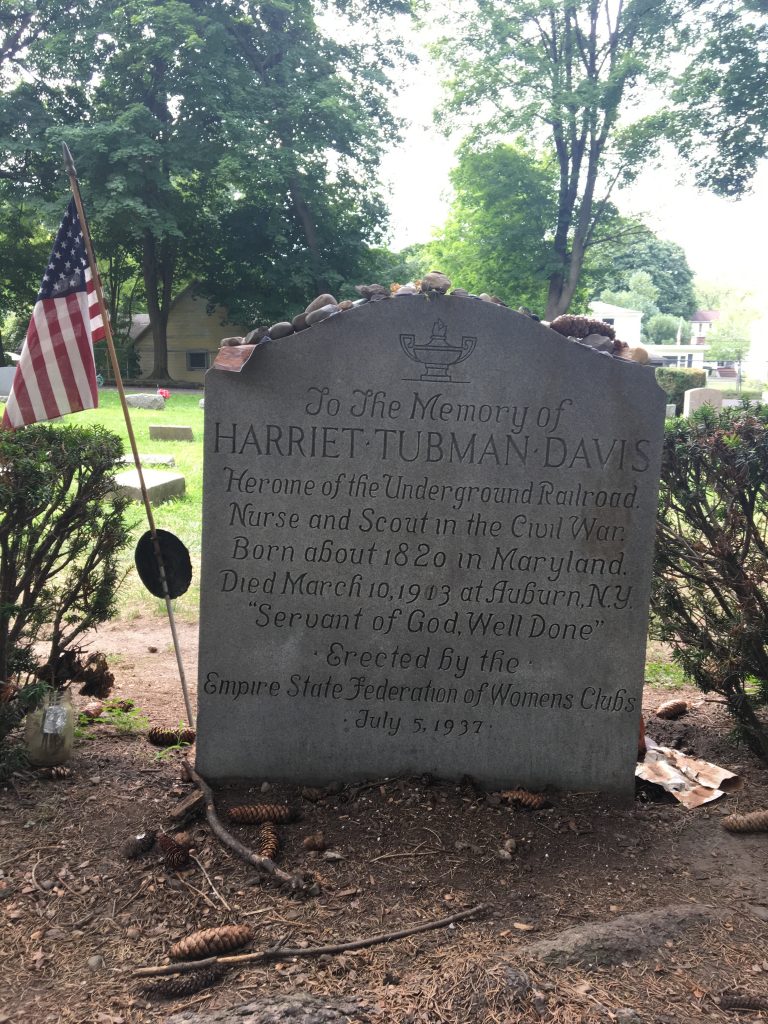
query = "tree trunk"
xmin=142 ymin=231 xmax=174 ymax=380
xmin=288 ymin=176 xmax=329 ymax=297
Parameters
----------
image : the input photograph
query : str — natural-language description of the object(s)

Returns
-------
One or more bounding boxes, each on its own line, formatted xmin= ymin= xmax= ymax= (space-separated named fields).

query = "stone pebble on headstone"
xmin=305 ymin=304 xmax=339 ymax=327
xmin=126 ymin=393 xmax=165 ymax=410
xmin=683 ymin=387 xmax=723 ymax=417
xmin=149 ymin=424 xmax=194 ymax=441
xmin=113 ymin=468 xmax=185 ymax=505
xmin=221 ymin=336 xmax=245 ymax=347
xmin=197 ymin=296 xmax=666 ymax=797
xmin=420 ymin=271 xmax=452 ymax=294
xmin=305 ymin=294 xmax=337 ymax=314
xmin=268 ymin=322 xmax=295 ymax=340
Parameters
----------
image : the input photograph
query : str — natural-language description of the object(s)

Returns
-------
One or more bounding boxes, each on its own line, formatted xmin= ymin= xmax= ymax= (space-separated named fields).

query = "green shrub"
xmin=0 ymin=423 xmax=132 ymax=772
xmin=655 ymin=367 xmax=707 ymax=414
xmin=652 ymin=404 xmax=768 ymax=760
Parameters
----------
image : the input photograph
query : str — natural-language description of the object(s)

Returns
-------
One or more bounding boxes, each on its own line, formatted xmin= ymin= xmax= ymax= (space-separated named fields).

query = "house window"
xmin=186 ymin=350 xmax=210 ymax=371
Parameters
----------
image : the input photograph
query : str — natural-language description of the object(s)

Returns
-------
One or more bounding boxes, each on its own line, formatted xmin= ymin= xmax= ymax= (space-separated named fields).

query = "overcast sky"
xmin=378 ymin=33 xmax=768 ymax=311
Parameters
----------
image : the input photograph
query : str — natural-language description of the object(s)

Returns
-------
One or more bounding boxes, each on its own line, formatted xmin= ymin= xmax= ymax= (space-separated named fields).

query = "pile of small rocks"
xmin=219 ymin=272 xmax=649 ymax=364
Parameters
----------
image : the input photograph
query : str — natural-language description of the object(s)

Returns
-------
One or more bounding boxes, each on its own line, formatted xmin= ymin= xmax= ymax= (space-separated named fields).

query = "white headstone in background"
xmin=683 ymin=388 xmax=723 ymax=417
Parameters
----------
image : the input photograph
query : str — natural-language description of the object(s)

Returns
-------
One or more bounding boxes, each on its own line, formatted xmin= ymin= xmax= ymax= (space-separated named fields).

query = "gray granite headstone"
xmin=197 ymin=297 xmax=666 ymax=795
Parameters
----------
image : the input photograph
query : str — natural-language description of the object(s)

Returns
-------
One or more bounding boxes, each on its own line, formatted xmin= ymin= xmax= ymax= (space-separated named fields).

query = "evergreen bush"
xmin=0 ymin=423 xmax=132 ymax=774
xmin=655 ymin=367 xmax=707 ymax=414
xmin=652 ymin=404 xmax=768 ymax=760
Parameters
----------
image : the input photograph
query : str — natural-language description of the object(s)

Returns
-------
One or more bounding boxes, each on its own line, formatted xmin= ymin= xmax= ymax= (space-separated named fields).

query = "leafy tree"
xmin=423 ymin=142 xmax=557 ymax=311
xmin=589 ymin=224 xmax=697 ymax=318
xmin=706 ymin=311 xmax=753 ymax=388
xmin=671 ymin=1 xmax=768 ymax=197
xmin=0 ymin=0 xmax=414 ymax=377
xmin=601 ymin=270 xmax=660 ymax=323
xmin=646 ymin=312 xmax=688 ymax=345
xmin=433 ymin=0 xmax=686 ymax=319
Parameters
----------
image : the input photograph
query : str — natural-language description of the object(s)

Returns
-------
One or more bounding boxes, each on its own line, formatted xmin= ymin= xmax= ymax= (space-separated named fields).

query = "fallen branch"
xmin=182 ymin=760 xmax=313 ymax=894
xmin=134 ymin=902 xmax=487 ymax=978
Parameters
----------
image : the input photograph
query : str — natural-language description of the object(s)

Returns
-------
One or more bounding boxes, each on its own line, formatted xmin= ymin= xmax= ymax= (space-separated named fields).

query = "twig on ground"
xmin=30 ymin=853 xmax=45 ymax=892
xmin=116 ymin=877 xmax=151 ymax=915
xmin=176 ymin=872 xmax=218 ymax=910
xmin=134 ymin=902 xmax=487 ymax=979
xmin=182 ymin=759 xmax=313 ymax=893
xmin=191 ymin=853 xmax=231 ymax=911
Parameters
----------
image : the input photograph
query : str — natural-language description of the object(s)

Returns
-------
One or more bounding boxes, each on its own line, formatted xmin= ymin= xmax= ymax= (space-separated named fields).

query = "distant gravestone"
xmin=149 ymin=424 xmax=194 ymax=441
xmin=665 ymin=404 xmax=676 ymax=418
xmin=114 ymin=467 xmax=185 ymax=505
xmin=196 ymin=298 xmax=666 ymax=795
xmin=126 ymin=393 xmax=165 ymax=410
xmin=683 ymin=387 xmax=722 ymax=417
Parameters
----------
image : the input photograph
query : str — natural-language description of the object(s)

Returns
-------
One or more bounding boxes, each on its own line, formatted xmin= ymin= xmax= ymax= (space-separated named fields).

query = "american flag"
xmin=2 ymin=198 xmax=105 ymax=430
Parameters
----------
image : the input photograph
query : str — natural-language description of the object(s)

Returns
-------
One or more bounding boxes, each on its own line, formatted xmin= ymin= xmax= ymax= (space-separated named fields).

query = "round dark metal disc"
xmin=134 ymin=529 xmax=192 ymax=599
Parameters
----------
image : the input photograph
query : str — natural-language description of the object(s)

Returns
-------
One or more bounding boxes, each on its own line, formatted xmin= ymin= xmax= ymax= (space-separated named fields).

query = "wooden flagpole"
xmin=61 ymin=143 xmax=195 ymax=729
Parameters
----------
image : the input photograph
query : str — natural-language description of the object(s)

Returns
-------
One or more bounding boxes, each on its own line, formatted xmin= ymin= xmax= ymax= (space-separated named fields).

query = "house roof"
xmin=128 ymin=314 xmax=150 ymax=340
xmin=590 ymin=301 xmax=643 ymax=318
xmin=692 ymin=309 xmax=720 ymax=323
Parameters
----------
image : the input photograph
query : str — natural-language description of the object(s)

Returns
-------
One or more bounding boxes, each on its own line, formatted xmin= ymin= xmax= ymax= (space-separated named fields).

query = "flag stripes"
xmin=2 ymin=200 xmax=104 ymax=430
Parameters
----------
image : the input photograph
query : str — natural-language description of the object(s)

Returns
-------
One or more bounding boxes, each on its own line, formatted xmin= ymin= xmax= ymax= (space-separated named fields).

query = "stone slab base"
xmin=113 ymin=468 xmax=186 ymax=505
xmin=149 ymin=424 xmax=194 ymax=441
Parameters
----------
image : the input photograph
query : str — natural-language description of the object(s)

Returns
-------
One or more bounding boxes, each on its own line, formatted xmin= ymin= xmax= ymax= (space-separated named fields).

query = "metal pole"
xmin=61 ymin=143 xmax=195 ymax=728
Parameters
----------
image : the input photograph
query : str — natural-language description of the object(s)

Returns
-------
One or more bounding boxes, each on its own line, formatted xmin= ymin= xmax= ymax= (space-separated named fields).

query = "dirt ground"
xmin=1 ymin=617 xmax=767 ymax=1024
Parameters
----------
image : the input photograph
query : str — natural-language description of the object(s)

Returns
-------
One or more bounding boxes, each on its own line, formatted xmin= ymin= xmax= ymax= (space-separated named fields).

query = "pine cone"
xmin=169 ymin=924 xmax=254 ymax=961
xmin=719 ymin=992 xmax=768 ymax=1011
xmin=721 ymin=809 xmax=768 ymax=833
xmin=143 ymin=965 xmax=225 ymax=999
xmin=147 ymin=726 xmax=196 ymax=748
xmin=158 ymin=832 xmax=192 ymax=870
xmin=549 ymin=314 xmax=616 ymax=341
xmin=227 ymin=803 xmax=296 ymax=824
xmin=256 ymin=822 xmax=280 ymax=861
xmin=45 ymin=765 xmax=72 ymax=780
xmin=498 ymin=788 xmax=548 ymax=810
xmin=655 ymin=699 xmax=688 ymax=720
xmin=123 ymin=829 xmax=157 ymax=859
xmin=302 ymin=832 xmax=326 ymax=852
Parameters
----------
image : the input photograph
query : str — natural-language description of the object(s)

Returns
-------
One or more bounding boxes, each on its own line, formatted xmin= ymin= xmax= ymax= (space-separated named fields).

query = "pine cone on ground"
xmin=143 ymin=965 xmax=225 ymax=999
xmin=256 ymin=822 xmax=280 ymax=861
xmin=158 ymin=832 xmax=193 ymax=870
xmin=122 ymin=829 xmax=157 ymax=860
xmin=719 ymin=992 xmax=768 ymax=1011
xmin=45 ymin=765 xmax=72 ymax=780
xmin=302 ymin=832 xmax=326 ymax=852
xmin=227 ymin=803 xmax=296 ymax=824
xmin=147 ymin=726 xmax=196 ymax=748
xmin=655 ymin=698 xmax=688 ymax=719
xmin=169 ymin=924 xmax=254 ymax=961
xmin=721 ymin=809 xmax=768 ymax=833
xmin=498 ymin=788 xmax=549 ymax=810
xmin=549 ymin=314 xmax=616 ymax=340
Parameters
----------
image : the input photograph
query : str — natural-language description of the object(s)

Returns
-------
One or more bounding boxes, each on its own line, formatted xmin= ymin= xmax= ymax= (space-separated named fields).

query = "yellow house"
xmin=133 ymin=286 xmax=250 ymax=383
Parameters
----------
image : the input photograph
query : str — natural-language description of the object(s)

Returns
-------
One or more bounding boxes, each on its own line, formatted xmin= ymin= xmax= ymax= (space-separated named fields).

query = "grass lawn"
xmin=66 ymin=387 xmax=205 ymax=621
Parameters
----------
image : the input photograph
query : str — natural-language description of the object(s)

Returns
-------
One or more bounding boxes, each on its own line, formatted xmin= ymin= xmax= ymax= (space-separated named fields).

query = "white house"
xmin=589 ymin=301 xmax=642 ymax=346
xmin=690 ymin=309 xmax=720 ymax=345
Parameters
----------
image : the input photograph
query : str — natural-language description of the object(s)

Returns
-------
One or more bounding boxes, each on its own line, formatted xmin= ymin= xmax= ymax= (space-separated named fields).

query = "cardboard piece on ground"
xmin=636 ymin=741 xmax=742 ymax=807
